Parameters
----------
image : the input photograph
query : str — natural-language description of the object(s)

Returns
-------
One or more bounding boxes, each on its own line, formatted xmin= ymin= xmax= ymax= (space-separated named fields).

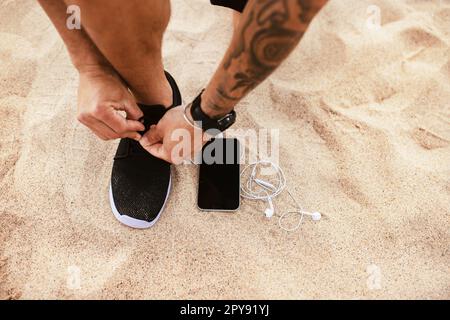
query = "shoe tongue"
xmin=138 ymin=104 xmax=167 ymax=133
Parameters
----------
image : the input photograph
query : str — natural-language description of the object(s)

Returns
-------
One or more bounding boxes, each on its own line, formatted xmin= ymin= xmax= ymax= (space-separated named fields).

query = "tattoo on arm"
xmin=217 ymin=85 xmax=240 ymax=101
xmin=206 ymin=0 xmax=327 ymax=114
xmin=223 ymin=10 xmax=255 ymax=70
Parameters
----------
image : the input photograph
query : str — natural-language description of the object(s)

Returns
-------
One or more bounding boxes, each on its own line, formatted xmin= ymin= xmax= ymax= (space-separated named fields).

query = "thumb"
xmin=140 ymin=125 xmax=162 ymax=147
xmin=142 ymin=143 xmax=172 ymax=163
xmin=122 ymin=99 xmax=143 ymax=120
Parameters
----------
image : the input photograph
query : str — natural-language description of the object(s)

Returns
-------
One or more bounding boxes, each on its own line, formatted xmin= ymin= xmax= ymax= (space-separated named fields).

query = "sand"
xmin=0 ymin=0 xmax=449 ymax=299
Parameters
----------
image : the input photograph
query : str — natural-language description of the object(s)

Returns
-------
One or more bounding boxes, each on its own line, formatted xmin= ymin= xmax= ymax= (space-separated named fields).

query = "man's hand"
xmin=77 ymin=65 xmax=145 ymax=141
xmin=139 ymin=106 xmax=206 ymax=164
xmin=37 ymin=0 xmax=144 ymax=140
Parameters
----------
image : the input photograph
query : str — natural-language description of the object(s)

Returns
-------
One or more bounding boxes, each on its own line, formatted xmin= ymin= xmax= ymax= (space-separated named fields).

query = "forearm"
xmin=202 ymin=0 xmax=327 ymax=117
xmin=37 ymin=0 xmax=109 ymax=71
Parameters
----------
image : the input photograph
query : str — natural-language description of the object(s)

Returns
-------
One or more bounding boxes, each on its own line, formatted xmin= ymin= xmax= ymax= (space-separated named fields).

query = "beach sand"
xmin=0 ymin=0 xmax=449 ymax=299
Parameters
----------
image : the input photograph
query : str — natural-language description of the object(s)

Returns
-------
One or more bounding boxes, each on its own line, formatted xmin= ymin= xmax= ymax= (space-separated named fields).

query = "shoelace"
xmin=115 ymin=105 xmax=177 ymax=159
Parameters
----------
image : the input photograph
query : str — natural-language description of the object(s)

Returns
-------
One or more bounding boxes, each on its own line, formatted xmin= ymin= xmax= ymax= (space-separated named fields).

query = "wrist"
xmin=200 ymin=89 xmax=234 ymax=119
xmin=189 ymin=90 xmax=237 ymax=133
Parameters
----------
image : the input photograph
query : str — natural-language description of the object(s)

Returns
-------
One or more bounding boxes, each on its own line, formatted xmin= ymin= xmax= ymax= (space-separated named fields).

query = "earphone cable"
xmin=240 ymin=160 xmax=311 ymax=232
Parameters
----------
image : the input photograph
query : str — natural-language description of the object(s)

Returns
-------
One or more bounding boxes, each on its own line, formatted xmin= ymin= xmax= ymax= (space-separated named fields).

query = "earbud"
xmin=312 ymin=212 xmax=321 ymax=221
xmin=264 ymin=197 xmax=274 ymax=218
xmin=264 ymin=201 xmax=321 ymax=221
xmin=301 ymin=211 xmax=321 ymax=221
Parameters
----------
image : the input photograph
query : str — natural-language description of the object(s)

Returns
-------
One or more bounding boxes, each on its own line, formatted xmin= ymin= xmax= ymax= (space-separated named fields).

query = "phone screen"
xmin=198 ymin=138 xmax=240 ymax=211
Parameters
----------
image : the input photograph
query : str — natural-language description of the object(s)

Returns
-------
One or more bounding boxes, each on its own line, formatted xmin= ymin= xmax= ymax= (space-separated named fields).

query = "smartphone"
xmin=197 ymin=138 xmax=240 ymax=212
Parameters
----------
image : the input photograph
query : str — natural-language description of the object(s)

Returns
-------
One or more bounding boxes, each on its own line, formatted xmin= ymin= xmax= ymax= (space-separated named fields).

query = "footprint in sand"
xmin=397 ymin=26 xmax=448 ymax=68
xmin=411 ymin=127 xmax=450 ymax=150
xmin=400 ymin=27 xmax=444 ymax=51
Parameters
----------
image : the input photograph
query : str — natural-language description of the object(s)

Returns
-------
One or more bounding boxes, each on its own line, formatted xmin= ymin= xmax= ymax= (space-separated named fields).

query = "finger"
xmin=92 ymin=113 xmax=141 ymax=140
xmin=101 ymin=107 xmax=145 ymax=133
xmin=78 ymin=113 xmax=117 ymax=140
xmin=93 ymin=125 xmax=140 ymax=141
xmin=91 ymin=119 xmax=120 ymax=140
xmin=143 ymin=143 xmax=172 ymax=163
xmin=94 ymin=120 xmax=142 ymax=141
xmin=120 ymin=131 xmax=142 ymax=141
xmin=121 ymin=99 xmax=143 ymax=120
xmin=140 ymin=125 xmax=162 ymax=147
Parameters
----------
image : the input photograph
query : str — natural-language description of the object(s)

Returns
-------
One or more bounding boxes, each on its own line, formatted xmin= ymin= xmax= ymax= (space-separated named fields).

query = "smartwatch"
xmin=189 ymin=91 xmax=236 ymax=132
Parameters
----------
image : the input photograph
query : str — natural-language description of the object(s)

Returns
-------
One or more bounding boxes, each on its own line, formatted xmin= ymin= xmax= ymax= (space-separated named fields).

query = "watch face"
xmin=217 ymin=112 xmax=236 ymax=130
xmin=191 ymin=92 xmax=236 ymax=131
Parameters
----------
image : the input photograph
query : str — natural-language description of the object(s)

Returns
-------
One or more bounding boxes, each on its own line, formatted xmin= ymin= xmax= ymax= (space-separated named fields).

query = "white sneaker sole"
xmin=109 ymin=174 xmax=172 ymax=229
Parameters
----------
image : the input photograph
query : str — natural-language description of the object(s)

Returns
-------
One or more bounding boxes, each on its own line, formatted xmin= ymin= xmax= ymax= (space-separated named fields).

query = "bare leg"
xmin=65 ymin=0 xmax=172 ymax=106
xmin=232 ymin=11 xmax=241 ymax=31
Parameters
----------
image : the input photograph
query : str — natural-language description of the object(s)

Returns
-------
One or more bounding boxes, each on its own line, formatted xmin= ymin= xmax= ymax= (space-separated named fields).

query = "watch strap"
xmin=190 ymin=91 xmax=236 ymax=132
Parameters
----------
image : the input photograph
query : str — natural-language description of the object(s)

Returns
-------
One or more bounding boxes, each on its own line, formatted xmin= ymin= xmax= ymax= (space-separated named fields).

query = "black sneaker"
xmin=109 ymin=71 xmax=182 ymax=228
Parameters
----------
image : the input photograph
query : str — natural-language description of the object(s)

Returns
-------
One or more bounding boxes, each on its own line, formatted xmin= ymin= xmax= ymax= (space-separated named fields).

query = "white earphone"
xmin=264 ymin=197 xmax=275 ymax=218
xmin=241 ymin=160 xmax=321 ymax=232
xmin=301 ymin=210 xmax=322 ymax=221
